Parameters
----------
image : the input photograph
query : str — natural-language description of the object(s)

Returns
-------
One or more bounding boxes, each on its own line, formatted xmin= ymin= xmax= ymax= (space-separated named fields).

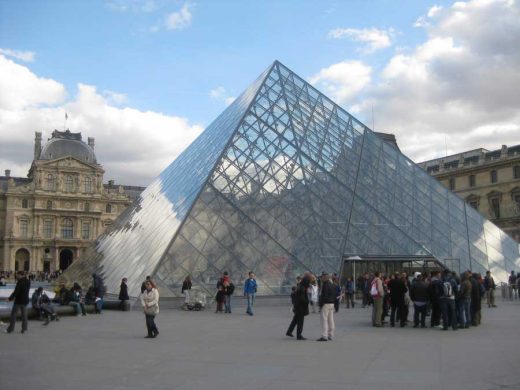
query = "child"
xmin=215 ymin=285 xmax=225 ymax=313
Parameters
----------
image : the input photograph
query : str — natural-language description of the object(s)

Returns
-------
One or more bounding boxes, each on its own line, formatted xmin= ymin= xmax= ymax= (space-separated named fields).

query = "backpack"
xmin=441 ymin=281 xmax=453 ymax=298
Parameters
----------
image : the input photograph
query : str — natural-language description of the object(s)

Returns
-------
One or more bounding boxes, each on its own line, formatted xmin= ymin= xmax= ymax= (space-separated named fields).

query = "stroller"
xmin=183 ymin=290 xmax=207 ymax=311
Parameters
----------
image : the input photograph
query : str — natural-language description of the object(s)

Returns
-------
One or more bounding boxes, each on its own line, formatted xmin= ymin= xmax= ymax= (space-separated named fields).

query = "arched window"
xmin=46 ymin=200 xmax=52 ymax=210
xmin=21 ymin=199 xmax=28 ymax=208
xmin=46 ymin=174 xmax=55 ymax=191
xmin=84 ymin=177 xmax=92 ymax=193
xmin=65 ymin=175 xmax=73 ymax=192
xmin=106 ymin=203 xmax=112 ymax=213
xmin=61 ymin=218 xmax=74 ymax=239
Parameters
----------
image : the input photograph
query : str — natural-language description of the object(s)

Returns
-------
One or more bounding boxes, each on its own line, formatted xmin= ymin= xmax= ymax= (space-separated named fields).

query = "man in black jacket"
xmin=286 ymin=276 xmax=310 ymax=340
xmin=410 ymin=274 xmax=429 ymax=328
xmin=388 ymin=272 xmax=408 ymax=327
xmin=317 ymin=273 xmax=336 ymax=341
xmin=6 ymin=271 xmax=31 ymax=334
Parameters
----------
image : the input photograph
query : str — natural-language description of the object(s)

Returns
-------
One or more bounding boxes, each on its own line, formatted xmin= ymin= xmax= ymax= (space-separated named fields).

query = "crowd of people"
xmin=0 ymin=270 xmax=62 ymax=285
xmin=4 ymin=271 xmax=111 ymax=334
xmin=356 ymin=269 xmax=500 ymax=330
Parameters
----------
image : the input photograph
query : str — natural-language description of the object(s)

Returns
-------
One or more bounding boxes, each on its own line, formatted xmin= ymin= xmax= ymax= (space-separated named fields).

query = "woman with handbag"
xmin=140 ymin=280 xmax=159 ymax=338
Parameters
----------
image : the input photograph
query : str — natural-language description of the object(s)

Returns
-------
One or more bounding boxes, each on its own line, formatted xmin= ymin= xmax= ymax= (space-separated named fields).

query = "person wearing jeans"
xmin=141 ymin=280 xmax=159 ymax=338
xmin=6 ymin=271 xmax=30 ymax=334
xmin=410 ymin=274 xmax=429 ymax=328
xmin=243 ymin=272 xmax=257 ymax=316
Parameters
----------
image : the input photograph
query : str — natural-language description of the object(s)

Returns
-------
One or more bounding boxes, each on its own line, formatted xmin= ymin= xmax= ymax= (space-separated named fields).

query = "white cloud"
xmin=165 ymin=3 xmax=192 ymax=30
xmin=0 ymin=48 xmax=35 ymax=62
xmin=209 ymin=86 xmax=234 ymax=106
xmin=308 ymin=61 xmax=372 ymax=104
xmin=0 ymin=55 xmax=203 ymax=186
xmin=369 ymin=0 xmax=520 ymax=161
xmin=103 ymin=90 xmax=128 ymax=105
xmin=328 ymin=28 xmax=394 ymax=53
xmin=107 ymin=0 xmax=159 ymax=13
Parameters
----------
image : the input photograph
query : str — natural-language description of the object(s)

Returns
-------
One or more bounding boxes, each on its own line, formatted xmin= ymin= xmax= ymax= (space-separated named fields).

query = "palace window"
xmin=469 ymin=174 xmax=476 ymax=187
xmin=84 ymin=177 xmax=93 ymax=193
xmin=20 ymin=219 xmax=28 ymax=238
xmin=490 ymin=197 xmax=500 ymax=219
xmin=490 ymin=170 xmax=497 ymax=183
xmin=43 ymin=219 xmax=53 ymax=238
xmin=65 ymin=175 xmax=73 ymax=192
xmin=469 ymin=201 xmax=478 ymax=210
xmin=21 ymin=199 xmax=28 ymax=208
xmin=61 ymin=218 xmax=74 ymax=239
xmin=84 ymin=202 xmax=90 ymax=212
xmin=82 ymin=221 xmax=91 ymax=240
xmin=514 ymin=166 xmax=520 ymax=179
xmin=46 ymin=200 xmax=52 ymax=210
xmin=46 ymin=174 xmax=55 ymax=191
xmin=106 ymin=203 xmax=112 ymax=213
xmin=449 ymin=178 xmax=455 ymax=191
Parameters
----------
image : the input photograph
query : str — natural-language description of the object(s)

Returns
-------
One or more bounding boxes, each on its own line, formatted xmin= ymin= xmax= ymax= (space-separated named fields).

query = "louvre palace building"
xmin=0 ymin=130 xmax=144 ymax=272
xmin=61 ymin=61 xmax=520 ymax=298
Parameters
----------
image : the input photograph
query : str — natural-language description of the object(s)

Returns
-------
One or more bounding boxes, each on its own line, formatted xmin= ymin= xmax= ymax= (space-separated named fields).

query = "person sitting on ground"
xmin=58 ymin=283 xmax=73 ymax=306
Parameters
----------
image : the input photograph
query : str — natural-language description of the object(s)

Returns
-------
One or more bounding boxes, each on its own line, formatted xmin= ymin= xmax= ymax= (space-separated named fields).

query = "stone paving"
xmin=1 ymin=298 xmax=520 ymax=390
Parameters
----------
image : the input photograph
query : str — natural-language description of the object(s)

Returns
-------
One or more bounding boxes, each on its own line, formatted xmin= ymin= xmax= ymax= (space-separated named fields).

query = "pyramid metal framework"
xmin=63 ymin=61 xmax=520 ymax=297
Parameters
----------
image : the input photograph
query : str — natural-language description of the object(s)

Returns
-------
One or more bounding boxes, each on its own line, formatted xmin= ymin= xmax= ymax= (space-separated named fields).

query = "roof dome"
xmin=40 ymin=130 xmax=97 ymax=164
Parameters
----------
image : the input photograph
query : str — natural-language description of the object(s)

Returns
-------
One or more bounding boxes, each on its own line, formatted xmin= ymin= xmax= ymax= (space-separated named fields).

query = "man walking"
xmin=244 ymin=272 xmax=257 ymax=316
xmin=317 ymin=273 xmax=336 ymax=341
xmin=6 ymin=271 xmax=31 ymax=334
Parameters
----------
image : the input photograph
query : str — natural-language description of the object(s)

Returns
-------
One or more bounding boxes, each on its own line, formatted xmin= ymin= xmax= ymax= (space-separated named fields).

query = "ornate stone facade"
xmin=0 ymin=130 xmax=145 ymax=272
xmin=418 ymin=145 xmax=520 ymax=243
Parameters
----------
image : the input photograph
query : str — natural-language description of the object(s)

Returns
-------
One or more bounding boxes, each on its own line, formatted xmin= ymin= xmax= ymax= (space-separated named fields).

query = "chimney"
xmin=5 ymin=169 xmax=11 ymax=178
xmin=88 ymin=137 xmax=95 ymax=149
xmin=501 ymin=144 xmax=508 ymax=157
xmin=34 ymin=132 xmax=42 ymax=160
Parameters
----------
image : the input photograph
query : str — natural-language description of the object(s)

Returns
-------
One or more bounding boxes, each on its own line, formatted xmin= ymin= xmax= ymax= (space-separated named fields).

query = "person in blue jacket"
xmin=243 ymin=272 xmax=257 ymax=316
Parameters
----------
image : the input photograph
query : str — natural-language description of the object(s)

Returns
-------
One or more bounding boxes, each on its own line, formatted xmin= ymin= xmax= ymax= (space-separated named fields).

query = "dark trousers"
xmin=145 ymin=314 xmax=158 ymax=336
xmin=7 ymin=304 xmax=28 ymax=332
xmin=345 ymin=293 xmax=355 ymax=308
xmin=440 ymin=299 xmax=457 ymax=330
xmin=430 ymin=301 xmax=441 ymax=327
xmin=390 ymin=302 xmax=405 ymax=326
xmin=119 ymin=299 xmax=127 ymax=311
xmin=334 ymin=300 xmax=339 ymax=313
xmin=287 ymin=313 xmax=304 ymax=337
xmin=413 ymin=304 xmax=427 ymax=326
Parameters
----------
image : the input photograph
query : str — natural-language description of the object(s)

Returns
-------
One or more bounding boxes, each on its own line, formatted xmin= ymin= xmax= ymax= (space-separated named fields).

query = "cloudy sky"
xmin=1 ymin=0 xmax=519 ymax=186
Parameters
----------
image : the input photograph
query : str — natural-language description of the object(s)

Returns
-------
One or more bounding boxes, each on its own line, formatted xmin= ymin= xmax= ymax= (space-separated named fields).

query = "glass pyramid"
xmin=63 ymin=61 xmax=520 ymax=297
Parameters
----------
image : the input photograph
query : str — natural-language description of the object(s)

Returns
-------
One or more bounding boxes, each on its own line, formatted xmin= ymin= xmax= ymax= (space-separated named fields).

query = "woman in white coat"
xmin=140 ymin=280 xmax=159 ymax=338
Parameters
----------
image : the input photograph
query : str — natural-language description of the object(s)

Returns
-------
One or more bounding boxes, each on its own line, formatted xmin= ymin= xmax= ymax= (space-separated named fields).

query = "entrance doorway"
xmin=59 ymin=249 xmax=74 ymax=271
xmin=15 ymin=248 xmax=30 ymax=271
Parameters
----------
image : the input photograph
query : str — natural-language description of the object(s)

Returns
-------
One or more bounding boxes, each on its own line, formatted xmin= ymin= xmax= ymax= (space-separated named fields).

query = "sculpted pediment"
xmin=40 ymin=156 xmax=100 ymax=171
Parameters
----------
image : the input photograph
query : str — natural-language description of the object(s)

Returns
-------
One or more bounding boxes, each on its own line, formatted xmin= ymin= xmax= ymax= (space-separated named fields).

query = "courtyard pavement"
xmin=1 ymin=298 xmax=519 ymax=390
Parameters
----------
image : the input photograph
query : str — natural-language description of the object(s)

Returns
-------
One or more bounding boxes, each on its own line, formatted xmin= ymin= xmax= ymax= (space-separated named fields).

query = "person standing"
xmin=428 ymin=271 xmax=442 ymax=328
xmin=140 ymin=280 xmax=159 ymax=338
xmin=458 ymin=272 xmax=472 ymax=329
xmin=222 ymin=273 xmax=235 ymax=314
xmin=6 ymin=271 xmax=30 ymax=334
xmin=286 ymin=276 xmax=310 ymax=340
xmin=508 ymin=270 xmax=517 ymax=300
xmin=243 ymin=272 xmax=257 ymax=316
xmin=484 ymin=270 xmax=497 ymax=308
xmin=388 ymin=272 xmax=407 ymax=327
xmin=410 ymin=274 xmax=429 ymax=328
xmin=440 ymin=269 xmax=458 ymax=331
xmin=309 ymin=279 xmax=319 ymax=313
xmin=182 ymin=276 xmax=192 ymax=306
xmin=469 ymin=272 xmax=482 ymax=326
xmin=118 ymin=277 xmax=129 ymax=311
xmin=344 ymin=277 xmax=355 ymax=308
xmin=317 ymin=273 xmax=336 ymax=341
xmin=370 ymin=271 xmax=384 ymax=327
